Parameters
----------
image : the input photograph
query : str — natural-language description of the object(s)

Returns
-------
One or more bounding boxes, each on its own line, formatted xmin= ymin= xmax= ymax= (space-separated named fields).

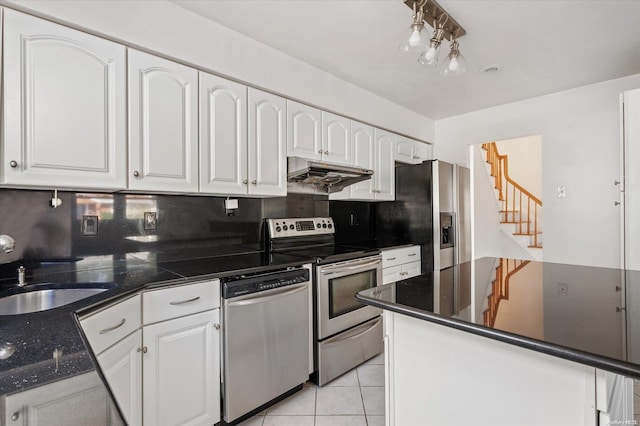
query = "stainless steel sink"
xmin=0 ymin=284 xmax=115 ymax=315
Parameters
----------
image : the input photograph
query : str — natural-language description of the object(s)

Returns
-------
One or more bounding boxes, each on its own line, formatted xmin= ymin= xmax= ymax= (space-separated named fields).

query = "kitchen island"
xmin=0 ymin=247 xmax=310 ymax=424
xmin=356 ymin=257 xmax=640 ymax=426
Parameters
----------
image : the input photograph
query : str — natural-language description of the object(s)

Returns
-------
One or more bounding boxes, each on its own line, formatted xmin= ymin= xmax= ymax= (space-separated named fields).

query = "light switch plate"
xmin=82 ymin=216 xmax=98 ymax=236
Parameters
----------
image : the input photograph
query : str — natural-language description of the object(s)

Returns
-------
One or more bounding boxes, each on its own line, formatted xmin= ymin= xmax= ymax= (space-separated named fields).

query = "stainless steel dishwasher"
xmin=221 ymin=266 xmax=311 ymax=424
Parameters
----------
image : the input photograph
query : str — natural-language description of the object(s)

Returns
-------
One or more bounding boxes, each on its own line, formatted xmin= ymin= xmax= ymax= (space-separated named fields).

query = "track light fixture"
xmin=398 ymin=1 xmax=429 ymax=53
xmin=400 ymin=0 xmax=467 ymax=76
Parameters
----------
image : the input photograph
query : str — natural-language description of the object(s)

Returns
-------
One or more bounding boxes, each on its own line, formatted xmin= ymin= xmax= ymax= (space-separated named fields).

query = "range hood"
xmin=287 ymin=157 xmax=373 ymax=194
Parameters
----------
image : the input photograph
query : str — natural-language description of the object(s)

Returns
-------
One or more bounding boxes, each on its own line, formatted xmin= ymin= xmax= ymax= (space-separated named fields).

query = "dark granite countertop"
xmin=0 ymin=248 xmax=311 ymax=404
xmin=356 ymin=257 xmax=640 ymax=380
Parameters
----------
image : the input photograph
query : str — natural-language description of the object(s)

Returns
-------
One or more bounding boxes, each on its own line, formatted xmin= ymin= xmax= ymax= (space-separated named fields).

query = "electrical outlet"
xmin=558 ymin=282 xmax=568 ymax=296
xmin=557 ymin=186 xmax=567 ymax=198
xmin=82 ymin=216 xmax=98 ymax=236
xmin=144 ymin=212 xmax=157 ymax=231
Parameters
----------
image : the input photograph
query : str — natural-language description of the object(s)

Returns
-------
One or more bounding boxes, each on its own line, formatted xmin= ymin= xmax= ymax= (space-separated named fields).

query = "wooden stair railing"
xmin=483 ymin=258 xmax=530 ymax=327
xmin=481 ymin=142 xmax=543 ymax=249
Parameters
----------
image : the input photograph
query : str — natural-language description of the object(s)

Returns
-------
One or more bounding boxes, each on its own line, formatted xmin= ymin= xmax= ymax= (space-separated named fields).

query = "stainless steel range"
xmin=266 ymin=217 xmax=383 ymax=385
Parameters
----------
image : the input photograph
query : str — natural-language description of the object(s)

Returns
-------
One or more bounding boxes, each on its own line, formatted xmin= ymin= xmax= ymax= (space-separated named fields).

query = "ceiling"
xmin=171 ymin=0 xmax=640 ymax=119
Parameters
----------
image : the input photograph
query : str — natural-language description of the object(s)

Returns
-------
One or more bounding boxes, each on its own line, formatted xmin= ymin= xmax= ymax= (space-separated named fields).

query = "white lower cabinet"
xmin=97 ymin=330 xmax=143 ymax=426
xmin=381 ymin=245 xmax=421 ymax=285
xmin=1 ymin=371 xmax=123 ymax=426
xmin=142 ymin=310 xmax=220 ymax=426
xmin=80 ymin=281 xmax=221 ymax=426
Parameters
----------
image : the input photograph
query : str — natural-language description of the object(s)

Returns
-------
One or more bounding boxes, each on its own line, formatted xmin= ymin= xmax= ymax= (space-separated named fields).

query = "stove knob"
xmin=317 ymin=223 xmax=321 ymax=229
xmin=328 ymin=224 xmax=333 ymax=229
xmin=276 ymin=226 xmax=282 ymax=232
xmin=322 ymin=224 xmax=327 ymax=228
xmin=283 ymin=225 xmax=288 ymax=231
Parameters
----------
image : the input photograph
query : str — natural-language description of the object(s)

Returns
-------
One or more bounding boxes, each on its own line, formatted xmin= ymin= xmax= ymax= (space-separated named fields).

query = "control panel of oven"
xmin=267 ymin=217 xmax=335 ymax=238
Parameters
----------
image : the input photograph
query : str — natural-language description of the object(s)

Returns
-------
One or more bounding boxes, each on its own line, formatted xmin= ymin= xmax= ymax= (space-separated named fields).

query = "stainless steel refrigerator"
xmin=375 ymin=160 xmax=471 ymax=272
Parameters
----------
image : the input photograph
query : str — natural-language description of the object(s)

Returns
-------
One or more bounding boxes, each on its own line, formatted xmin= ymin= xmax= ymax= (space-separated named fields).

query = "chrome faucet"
xmin=0 ymin=234 xmax=16 ymax=253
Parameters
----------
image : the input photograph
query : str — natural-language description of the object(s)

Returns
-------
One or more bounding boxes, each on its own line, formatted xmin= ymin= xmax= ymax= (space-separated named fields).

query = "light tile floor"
xmin=238 ymin=353 xmax=385 ymax=426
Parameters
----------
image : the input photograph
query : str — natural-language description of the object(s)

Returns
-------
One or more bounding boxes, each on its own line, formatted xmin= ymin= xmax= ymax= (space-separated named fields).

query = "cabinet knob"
xmin=614 ymin=201 xmax=621 ymax=206
xmin=214 ymin=324 xmax=220 ymax=330
xmin=133 ymin=171 xmax=140 ymax=177
xmin=614 ymin=180 xmax=621 ymax=186
xmin=318 ymin=150 xmax=323 ymax=154
xmin=9 ymin=160 xmax=18 ymax=168
xmin=325 ymin=150 xmax=329 ymax=155
xmin=137 ymin=346 xmax=148 ymax=354
xmin=251 ymin=180 xmax=257 ymax=185
xmin=11 ymin=411 xmax=19 ymax=421
xmin=243 ymin=179 xmax=248 ymax=185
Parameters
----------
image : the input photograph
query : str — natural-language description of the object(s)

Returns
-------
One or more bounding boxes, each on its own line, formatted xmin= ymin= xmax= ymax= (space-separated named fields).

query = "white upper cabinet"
xmin=248 ymin=88 xmax=287 ymax=196
xmin=321 ymin=111 xmax=351 ymax=165
xmin=331 ymin=124 xmax=394 ymax=201
xmin=395 ymin=135 xmax=432 ymax=164
xmin=128 ymin=49 xmax=199 ymax=192
xmin=199 ymin=72 xmax=247 ymax=194
xmin=331 ymin=121 xmax=375 ymax=200
xmin=287 ymin=100 xmax=322 ymax=160
xmin=374 ymin=128 xmax=395 ymax=200
xmin=2 ymin=9 xmax=126 ymax=189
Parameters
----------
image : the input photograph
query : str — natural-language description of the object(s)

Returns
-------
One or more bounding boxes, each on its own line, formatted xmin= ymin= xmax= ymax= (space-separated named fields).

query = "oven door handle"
xmin=320 ymin=259 xmax=381 ymax=275
xmin=226 ymin=283 xmax=308 ymax=307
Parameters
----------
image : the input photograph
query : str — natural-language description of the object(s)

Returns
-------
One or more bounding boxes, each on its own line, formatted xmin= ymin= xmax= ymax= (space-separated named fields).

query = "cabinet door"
xmin=248 ymin=89 xmax=287 ymax=196
xmin=413 ymin=141 xmax=433 ymax=163
xmin=287 ymin=100 xmax=322 ymax=160
xmin=343 ymin=121 xmax=375 ymax=200
xmin=322 ymin=111 xmax=351 ymax=165
xmin=394 ymin=136 xmax=415 ymax=164
xmin=2 ymin=372 xmax=119 ymax=426
xmin=128 ymin=49 xmax=198 ymax=192
xmin=2 ymin=9 xmax=126 ymax=189
xmin=401 ymin=261 xmax=421 ymax=280
xmin=374 ymin=129 xmax=396 ymax=201
xmin=97 ymin=330 xmax=143 ymax=426
xmin=143 ymin=310 xmax=220 ymax=426
xmin=199 ymin=72 xmax=247 ymax=195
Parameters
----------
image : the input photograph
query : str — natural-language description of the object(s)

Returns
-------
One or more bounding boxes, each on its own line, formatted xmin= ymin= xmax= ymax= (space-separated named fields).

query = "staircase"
xmin=483 ymin=258 xmax=530 ymax=327
xmin=481 ymin=142 xmax=543 ymax=258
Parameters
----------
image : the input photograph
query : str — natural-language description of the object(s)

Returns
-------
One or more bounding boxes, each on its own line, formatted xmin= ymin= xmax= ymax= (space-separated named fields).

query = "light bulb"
xmin=448 ymin=57 xmax=459 ymax=71
xmin=409 ymin=29 xmax=421 ymax=47
xmin=425 ymin=47 xmax=437 ymax=61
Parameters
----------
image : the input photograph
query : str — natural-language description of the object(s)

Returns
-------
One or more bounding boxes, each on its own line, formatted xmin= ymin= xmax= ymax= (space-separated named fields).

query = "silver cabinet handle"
xmin=213 ymin=324 xmax=220 ymax=330
xmin=318 ymin=149 xmax=324 ymax=154
xmin=325 ymin=150 xmax=329 ymax=155
xmin=133 ymin=171 xmax=140 ymax=177
xmin=9 ymin=160 xmax=18 ymax=168
xmin=243 ymin=179 xmax=248 ymax=185
xmin=614 ymin=201 xmax=621 ymax=206
xmin=251 ymin=180 xmax=257 ymax=185
xmin=169 ymin=296 xmax=200 ymax=305
xmin=408 ymin=253 xmax=417 ymax=257
xmin=99 ymin=318 xmax=126 ymax=334
xmin=386 ymin=257 xmax=396 ymax=261
xmin=137 ymin=346 xmax=148 ymax=353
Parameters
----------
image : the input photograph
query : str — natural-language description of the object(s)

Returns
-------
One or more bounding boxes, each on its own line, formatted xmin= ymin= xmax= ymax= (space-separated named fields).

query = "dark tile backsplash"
xmin=0 ymin=189 xmax=333 ymax=264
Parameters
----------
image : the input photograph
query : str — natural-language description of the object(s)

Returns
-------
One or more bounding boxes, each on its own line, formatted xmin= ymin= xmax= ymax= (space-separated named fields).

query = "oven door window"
xmin=328 ymin=269 xmax=377 ymax=318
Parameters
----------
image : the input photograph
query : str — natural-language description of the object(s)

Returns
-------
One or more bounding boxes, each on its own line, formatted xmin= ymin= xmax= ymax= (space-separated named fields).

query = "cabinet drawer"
xmin=401 ymin=261 xmax=421 ymax=280
xmin=80 ymin=294 xmax=141 ymax=355
xmin=382 ymin=245 xmax=421 ymax=268
xmin=382 ymin=265 xmax=402 ymax=285
xmin=142 ymin=280 xmax=219 ymax=325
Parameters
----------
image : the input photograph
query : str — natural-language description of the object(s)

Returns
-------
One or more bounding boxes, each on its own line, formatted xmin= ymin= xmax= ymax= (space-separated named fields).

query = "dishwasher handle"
xmin=226 ymin=282 xmax=308 ymax=307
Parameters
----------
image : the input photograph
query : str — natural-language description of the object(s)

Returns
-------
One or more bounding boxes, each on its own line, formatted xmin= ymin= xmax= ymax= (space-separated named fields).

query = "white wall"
xmin=2 ymin=0 xmax=433 ymax=143
xmin=435 ymin=74 xmax=640 ymax=268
